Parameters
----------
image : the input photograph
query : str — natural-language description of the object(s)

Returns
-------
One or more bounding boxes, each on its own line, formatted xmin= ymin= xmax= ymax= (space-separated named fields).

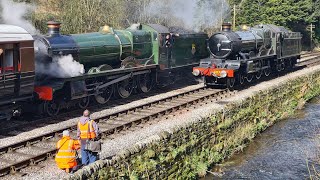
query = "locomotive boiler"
xmin=208 ymin=23 xmax=272 ymax=59
xmin=193 ymin=23 xmax=301 ymax=89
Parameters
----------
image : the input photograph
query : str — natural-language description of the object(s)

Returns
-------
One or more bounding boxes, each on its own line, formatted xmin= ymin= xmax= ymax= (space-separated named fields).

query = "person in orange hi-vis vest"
xmin=77 ymin=109 xmax=100 ymax=165
xmin=55 ymin=130 xmax=80 ymax=173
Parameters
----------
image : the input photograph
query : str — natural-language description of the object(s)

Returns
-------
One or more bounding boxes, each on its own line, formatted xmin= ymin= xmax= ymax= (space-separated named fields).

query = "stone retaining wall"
xmin=67 ymin=67 xmax=320 ymax=179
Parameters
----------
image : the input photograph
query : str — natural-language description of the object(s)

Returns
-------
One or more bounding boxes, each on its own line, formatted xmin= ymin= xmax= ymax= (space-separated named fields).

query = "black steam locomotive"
xmin=192 ymin=23 xmax=302 ymax=88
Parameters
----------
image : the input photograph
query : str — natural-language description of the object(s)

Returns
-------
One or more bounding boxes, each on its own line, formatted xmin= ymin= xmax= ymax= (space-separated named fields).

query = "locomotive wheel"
xmin=246 ymin=73 xmax=254 ymax=83
xmin=276 ymin=64 xmax=282 ymax=72
xmin=138 ymin=73 xmax=154 ymax=93
xmin=226 ymin=77 xmax=235 ymax=90
xmin=95 ymin=85 xmax=114 ymax=104
xmin=44 ymin=101 xmax=60 ymax=117
xmin=117 ymin=78 xmax=134 ymax=98
xmin=121 ymin=56 xmax=138 ymax=69
xmin=239 ymin=73 xmax=245 ymax=85
xmin=264 ymin=68 xmax=271 ymax=77
xmin=287 ymin=59 xmax=295 ymax=70
xmin=255 ymin=61 xmax=263 ymax=79
xmin=276 ymin=60 xmax=283 ymax=72
xmin=78 ymin=96 xmax=90 ymax=109
xmin=255 ymin=71 xmax=262 ymax=80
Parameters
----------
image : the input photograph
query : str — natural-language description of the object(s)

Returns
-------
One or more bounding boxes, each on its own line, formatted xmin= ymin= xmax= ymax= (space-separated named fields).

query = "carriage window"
xmin=0 ymin=49 xmax=2 ymax=74
xmin=4 ymin=49 xmax=14 ymax=73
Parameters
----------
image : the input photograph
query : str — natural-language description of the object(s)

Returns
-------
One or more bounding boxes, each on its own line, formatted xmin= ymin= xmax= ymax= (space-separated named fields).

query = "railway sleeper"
xmin=9 ymin=167 xmax=27 ymax=176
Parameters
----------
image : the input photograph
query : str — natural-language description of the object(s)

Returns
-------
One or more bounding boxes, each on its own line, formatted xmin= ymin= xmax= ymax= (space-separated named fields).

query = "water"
xmin=205 ymin=97 xmax=320 ymax=180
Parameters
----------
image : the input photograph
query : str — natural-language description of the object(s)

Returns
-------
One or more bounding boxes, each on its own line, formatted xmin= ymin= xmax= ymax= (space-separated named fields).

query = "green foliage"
xmin=27 ymin=0 xmax=154 ymax=34
xmin=196 ymin=162 xmax=208 ymax=177
xmin=232 ymin=0 xmax=320 ymax=48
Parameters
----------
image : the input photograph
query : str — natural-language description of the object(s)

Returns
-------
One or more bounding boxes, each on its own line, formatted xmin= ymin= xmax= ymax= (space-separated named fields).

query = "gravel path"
xmin=3 ymin=65 xmax=320 ymax=180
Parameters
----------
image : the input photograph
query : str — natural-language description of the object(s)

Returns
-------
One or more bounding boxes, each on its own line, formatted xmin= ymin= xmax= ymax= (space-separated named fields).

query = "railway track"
xmin=300 ymin=51 xmax=320 ymax=57
xmin=0 ymin=86 xmax=236 ymax=176
xmin=298 ymin=52 xmax=320 ymax=67
xmin=0 ymin=79 xmax=200 ymax=137
xmin=0 ymin=51 xmax=320 ymax=177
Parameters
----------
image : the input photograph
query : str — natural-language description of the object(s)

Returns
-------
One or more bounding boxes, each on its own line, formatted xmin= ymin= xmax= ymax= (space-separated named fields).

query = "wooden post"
xmin=311 ymin=23 xmax=313 ymax=50
xmin=233 ymin=4 xmax=236 ymax=30
xmin=221 ymin=1 xmax=224 ymax=31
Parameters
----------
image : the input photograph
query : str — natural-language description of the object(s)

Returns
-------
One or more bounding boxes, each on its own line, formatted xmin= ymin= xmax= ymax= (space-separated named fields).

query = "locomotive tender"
xmin=0 ymin=22 xmax=209 ymax=119
xmin=192 ymin=23 xmax=302 ymax=88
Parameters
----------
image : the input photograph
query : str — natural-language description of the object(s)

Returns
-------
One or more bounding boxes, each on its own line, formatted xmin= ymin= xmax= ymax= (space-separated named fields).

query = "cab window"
xmin=153 ymin=32 xmax=158 ymax=41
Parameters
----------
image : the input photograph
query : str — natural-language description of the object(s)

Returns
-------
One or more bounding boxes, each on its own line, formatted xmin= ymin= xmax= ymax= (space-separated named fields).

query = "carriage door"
xmin=159 ymin=33 xmax=172 ymax=69
xmin=0 ymin=44 xmax=20 ymax=99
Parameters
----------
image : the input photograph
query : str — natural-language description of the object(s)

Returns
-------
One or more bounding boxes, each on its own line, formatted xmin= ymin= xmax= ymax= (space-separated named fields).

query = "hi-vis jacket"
xmin=77 ymin=120 xmax=97 ymax=139
xmin=55 ymin=137 xmax=80 ymax=169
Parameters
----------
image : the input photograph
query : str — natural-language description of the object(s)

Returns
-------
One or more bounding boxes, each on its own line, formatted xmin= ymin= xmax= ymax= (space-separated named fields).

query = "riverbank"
xmin=67 ymin=65 xmax=320 ymax=179
xmin=203 ymin=97 xmax=320 ymax=179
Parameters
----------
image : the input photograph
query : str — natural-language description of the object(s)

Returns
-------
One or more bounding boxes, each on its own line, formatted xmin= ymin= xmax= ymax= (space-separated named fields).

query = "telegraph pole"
xmin=307 ymin=23 xmax=315 ymax=50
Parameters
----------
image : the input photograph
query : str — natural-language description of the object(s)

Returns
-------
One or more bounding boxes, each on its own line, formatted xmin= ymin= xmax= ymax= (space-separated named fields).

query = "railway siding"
xmin=69 ymin=65 xmax=320 ymax=179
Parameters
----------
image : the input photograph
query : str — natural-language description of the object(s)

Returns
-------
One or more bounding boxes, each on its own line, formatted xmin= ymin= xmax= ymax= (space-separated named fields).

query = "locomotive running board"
xmin=97 ymin=69 xmax=151 ymax=90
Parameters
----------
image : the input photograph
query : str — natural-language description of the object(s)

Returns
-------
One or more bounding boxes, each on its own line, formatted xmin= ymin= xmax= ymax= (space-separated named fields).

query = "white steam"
xmin=36 ymin=55 xmax=85 ymax=78
xmin=129 ymin=23 xmax=142 ymax=30
xmin=0 ymin=0 xmax=38 ymax=34
xmin=144 ymin=0 xmax=230 ymax=31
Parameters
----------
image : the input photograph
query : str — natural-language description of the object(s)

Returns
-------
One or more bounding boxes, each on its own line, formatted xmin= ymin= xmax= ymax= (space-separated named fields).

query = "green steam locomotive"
xmin=31 ymin=22 xmax=209 ymax=116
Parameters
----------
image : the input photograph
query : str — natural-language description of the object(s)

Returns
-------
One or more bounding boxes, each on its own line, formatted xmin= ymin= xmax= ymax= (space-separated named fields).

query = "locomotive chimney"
xmin=222 ymin=22 xmax=232 ymax=32
xmin=47 ymin=21 xmax=61 ymax=36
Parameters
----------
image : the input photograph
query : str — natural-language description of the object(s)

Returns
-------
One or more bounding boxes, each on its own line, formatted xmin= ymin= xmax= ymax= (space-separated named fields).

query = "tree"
xmin=231 ymin=0 xmax=320 ymax=48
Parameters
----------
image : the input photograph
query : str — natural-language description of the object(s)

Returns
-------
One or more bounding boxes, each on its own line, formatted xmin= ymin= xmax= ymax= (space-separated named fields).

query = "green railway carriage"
xmin=33 ymin=22 xmax=209 ymax=116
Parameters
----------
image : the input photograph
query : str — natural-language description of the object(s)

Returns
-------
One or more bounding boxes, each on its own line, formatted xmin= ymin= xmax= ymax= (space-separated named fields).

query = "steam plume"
xmin=0 ymin=0 xmax=38 ymax=34
xmin=36 ymin=55 xmax=85 ymax=78
xmin=144 ymin=0 xmax=230 ymax=31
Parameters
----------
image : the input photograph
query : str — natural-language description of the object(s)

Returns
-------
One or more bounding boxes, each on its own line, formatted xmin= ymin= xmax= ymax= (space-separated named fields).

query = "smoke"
xmin=128 ymin=23 xmax=142 ymax=30
xmin=144 ymin=0 xmax=230 ymax=31
xmin=36 ymin=55 xmax=85 ymax=78
xmin=0 ymin=0 xmax=38 ymax=34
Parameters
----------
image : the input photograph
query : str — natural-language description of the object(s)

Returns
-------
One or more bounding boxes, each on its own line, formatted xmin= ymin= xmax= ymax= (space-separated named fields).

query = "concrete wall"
xmin=67 ymin=67 xmax=320 ymax=179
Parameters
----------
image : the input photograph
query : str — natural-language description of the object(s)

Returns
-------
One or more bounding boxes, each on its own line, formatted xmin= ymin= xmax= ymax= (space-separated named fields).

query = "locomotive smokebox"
xmin=47 ymin=21 xmax=61 ymax=36
xmin=222 ymin=22 xmax=232 ymax=32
